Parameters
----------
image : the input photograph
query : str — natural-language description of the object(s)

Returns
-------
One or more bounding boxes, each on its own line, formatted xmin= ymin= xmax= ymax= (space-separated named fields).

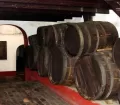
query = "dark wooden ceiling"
xmin=0 ymin=0 xmax=110 ymax=21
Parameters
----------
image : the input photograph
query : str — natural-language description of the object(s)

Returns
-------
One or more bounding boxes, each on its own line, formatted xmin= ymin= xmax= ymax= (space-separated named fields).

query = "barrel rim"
xmin=84 ymin=21 xmax=100 ymax=53
xmin=63 ymin=23 xmax=84 ymax=57
xmin=77 ymin=23 xmax=91 ymax=55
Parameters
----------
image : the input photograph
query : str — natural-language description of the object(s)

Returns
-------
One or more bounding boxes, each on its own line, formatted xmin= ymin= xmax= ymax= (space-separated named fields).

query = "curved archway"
xmin=0 ymin=24 xmax=28 ymax=77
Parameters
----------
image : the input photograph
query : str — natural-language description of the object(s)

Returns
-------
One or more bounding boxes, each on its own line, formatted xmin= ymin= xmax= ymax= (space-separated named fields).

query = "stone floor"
xmin=0 ymin=77 xmax=69 ymax=105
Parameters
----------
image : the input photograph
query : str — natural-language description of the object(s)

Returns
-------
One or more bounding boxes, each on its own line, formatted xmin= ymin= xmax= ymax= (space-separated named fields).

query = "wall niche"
xmin=0 ymin=41 xmax=7 ymax=60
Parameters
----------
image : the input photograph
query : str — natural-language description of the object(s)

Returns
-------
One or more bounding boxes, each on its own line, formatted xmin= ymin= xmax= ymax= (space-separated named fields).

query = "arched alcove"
xmin=0 ymin=24 xmax=28 ymax=77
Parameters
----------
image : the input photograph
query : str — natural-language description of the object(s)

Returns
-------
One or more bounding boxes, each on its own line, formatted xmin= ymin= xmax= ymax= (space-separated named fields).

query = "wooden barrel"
xmin=84 ymin=21 xmax=99 ymax=53
xmin=64 ymin=22 xmax=100 ymax=57
xmin=25 ymin=46 xmax=34 ymax=69
xmin=28 ymin=35 xmax=41 ymax=71
xmin=75 ymin=50 xmax=120 ymax=100
xmin=47 ymin=24 xmax=68 ymax=48
xmin=37 ymin=47 xmax=50 ymax=77
xmin=37 ymin=26 xmax=53 ymax=47
xmin=98 ymin=21 xmax=118 ymax=47
xmin=16 ymin=45 xmax=25 ymax=72
xmin=28 ymin=35 xmax=39 ymax=46
xmin=37 ymin=26 xmax=44 ymax=46
xmin=25 ymin=45 xmax=39 ymax=71
xmin=64 ymin=23 xmax=84 ymax=57
xmin=94 ymin=22 xmax=107 ymax=49
xmin=42 ymin=23 xmax=84 ymax=57
xmin=76 ymin=23 xmax=91 ymax=55
xmin=98 ymin=51 xmax=120 ymax=99
xmin=113 ymin=38 xmax=120 ymax=69
xmin=48 ymin=46 xmax=77 ymax=85
xmin=74 ymin=54 xmax=106 ymax=100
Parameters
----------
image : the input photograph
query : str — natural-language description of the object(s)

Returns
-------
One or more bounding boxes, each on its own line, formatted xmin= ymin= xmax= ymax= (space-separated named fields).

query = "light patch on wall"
xmin=0 ymin=25 xmax=22 ymax=35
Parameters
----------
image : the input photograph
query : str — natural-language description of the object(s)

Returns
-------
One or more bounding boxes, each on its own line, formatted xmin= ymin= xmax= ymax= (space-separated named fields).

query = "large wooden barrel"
xmin=84 ymin=21 xmax=118 ymax=50
xmin=37 ymin=47 xmax=50 ymax=77
xmin=46 ymin=24 xmax=83 ymax=57
xmin=64 ymin=23 xmax=84 ymax=57
xmin=64 ymin=21 xmax=118 ymax=57
xmin=98 ymin=21 xmax=118 ymax=47
xmin=74 ymin=54 xmax=106 ymax=100
xmin=99 ymin=51 xmax=120 ymax=99
xmin=75 ymin=50 xmax=120 ymax=100
xmin=48 ymin=46 xmax=77 ymax=85
xmin=64 ymin=22 xmax=100 ymax=56
xmin=113 ymin=38 xmax=120 ymax=69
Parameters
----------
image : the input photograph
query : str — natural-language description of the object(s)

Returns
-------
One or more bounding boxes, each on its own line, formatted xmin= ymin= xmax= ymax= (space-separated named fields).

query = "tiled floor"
xmin=0 ymin=78 xmax=69 ymax=105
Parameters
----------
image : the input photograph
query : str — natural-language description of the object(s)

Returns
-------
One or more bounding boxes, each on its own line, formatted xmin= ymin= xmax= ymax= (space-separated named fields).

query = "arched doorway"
xmin=0 ymin=24 xmax=28 ymax=77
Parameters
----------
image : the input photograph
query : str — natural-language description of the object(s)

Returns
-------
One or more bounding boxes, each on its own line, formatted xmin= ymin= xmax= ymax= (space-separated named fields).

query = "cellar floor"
xmin=25 ymin=68 xmax=120 ymax=105
xmin=0 ymin=77 xmax=69 ymax=105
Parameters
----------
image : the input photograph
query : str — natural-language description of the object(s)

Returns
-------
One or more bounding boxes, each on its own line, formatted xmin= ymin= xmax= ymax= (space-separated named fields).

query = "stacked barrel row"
xmin=26 ymin=21 xmax=120 ymax=100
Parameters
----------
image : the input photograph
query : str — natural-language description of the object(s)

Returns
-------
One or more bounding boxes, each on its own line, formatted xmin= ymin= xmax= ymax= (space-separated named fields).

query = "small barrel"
xmin=48 ymin=46 xmax=77 ymax=85
xmin=74 ymin=54 xmax=106 ymax=100
xmin=37 ymin=47 xmax=50 ymax=77
xmin=113 ymin=38 xmax=120 ymax=69
xmin=98 ymin=21 xmax=118 ymax=47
